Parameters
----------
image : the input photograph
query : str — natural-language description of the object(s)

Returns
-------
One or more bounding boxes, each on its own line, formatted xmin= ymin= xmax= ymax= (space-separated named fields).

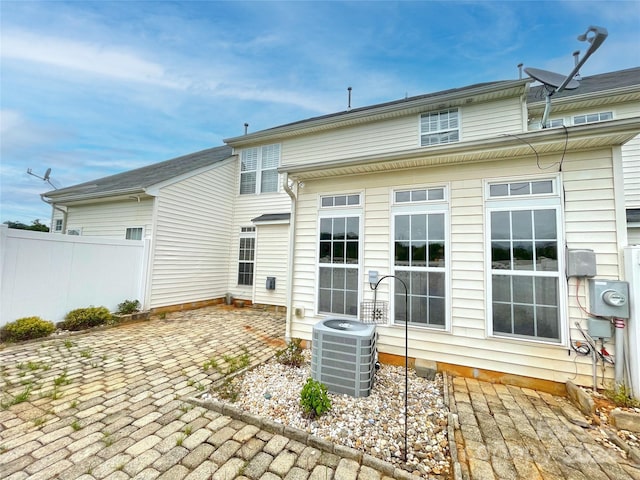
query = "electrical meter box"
xmin=566 ymin=249 xmax=597 ymax=277
xmin=588 ymin=279 xmax=630 ymax=318
xmin=587 ymin=317 xmax=612 ymax=338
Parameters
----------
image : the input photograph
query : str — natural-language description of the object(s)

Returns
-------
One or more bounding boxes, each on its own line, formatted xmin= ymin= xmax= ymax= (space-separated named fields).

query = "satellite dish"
xmin=43 ymin=168 xmax=51 ymax=181
xmin=525 ymin=25 xmax=608 ymax=128
xmin=524 ymin=67 xmax=580 ymax=90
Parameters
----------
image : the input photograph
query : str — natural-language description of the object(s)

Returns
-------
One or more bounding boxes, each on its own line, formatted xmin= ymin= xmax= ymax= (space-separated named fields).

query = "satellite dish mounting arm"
xmin=556 ymin=26 xmax=608 ymax=93
xmin=538 ymin=25 xmax=608 ymax=128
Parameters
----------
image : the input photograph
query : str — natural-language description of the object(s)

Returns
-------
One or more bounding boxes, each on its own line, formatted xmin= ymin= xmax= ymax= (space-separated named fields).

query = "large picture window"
xmin=240 ymin=144 xmax=280 ymax=195
xmin=318 ymin=209 xmax=360 ymax=316
xmin=487 ymin=179 xmax=562 ymax=342
xmin=392 ymin=187 xmax=448 ymax=329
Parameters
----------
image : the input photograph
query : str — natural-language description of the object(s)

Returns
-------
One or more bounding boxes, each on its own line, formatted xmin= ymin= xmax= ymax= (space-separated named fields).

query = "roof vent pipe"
xmin=244 ymin=123 xmax=249 ymax=135
xmin=573 ymin=50 xmax=582 ymax=80
xmin=517 ymin=63 xmax=523 ymax=79
xmin=347 ymin=87 xmax=352 ymax=111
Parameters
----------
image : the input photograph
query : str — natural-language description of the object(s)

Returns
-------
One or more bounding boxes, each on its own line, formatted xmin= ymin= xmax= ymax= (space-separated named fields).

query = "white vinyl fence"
xmin=0 ymin=225 xmax=149 ymax=327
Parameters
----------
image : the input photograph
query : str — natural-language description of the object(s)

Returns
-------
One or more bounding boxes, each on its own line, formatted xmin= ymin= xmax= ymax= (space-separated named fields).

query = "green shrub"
xmin=0 ymin=316 xmax=56 ymax=342
xmin=300 ymin=378 xmax=331 ymax=417
xmin=605 ymin=383 xmax=640 ymax=408
xmin=115 ymin=299 xmax=141 ymax=315
xmin=275 ymin=338 xmax=305 ymax=367
xmin=61 ymin=306 xmax=113 ymax=331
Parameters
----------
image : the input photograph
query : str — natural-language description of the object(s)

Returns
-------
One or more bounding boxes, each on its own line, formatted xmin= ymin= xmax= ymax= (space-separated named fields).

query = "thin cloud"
xmin=1 ymin=29 xmax=183 ymax=89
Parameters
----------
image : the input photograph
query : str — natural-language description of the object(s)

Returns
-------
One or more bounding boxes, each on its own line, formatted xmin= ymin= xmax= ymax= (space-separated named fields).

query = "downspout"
xmin=283 ymin=172 xmax=297 ymax=342
xmin=40 ymin=194 xmax=67 ymax=233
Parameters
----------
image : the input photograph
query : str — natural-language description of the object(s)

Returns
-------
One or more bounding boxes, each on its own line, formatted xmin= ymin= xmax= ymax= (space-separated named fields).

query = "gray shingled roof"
xmin=527 ymin=67 xmax=640 ymax=103
xmin=44 ymin=145 xmax=233 ymax=201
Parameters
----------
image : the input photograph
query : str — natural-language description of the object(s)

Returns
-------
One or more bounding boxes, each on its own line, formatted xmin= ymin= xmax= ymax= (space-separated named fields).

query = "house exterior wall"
xmin=623 ymin=135 xmax=640 ymax=208
xmin=253 ymin=223 xmax=289 ymax=306
xmin=57 ymin=198 xmax=154 ymax=238
xmin=288 ymin=147 xmax=620 ymax=386
xmin=226 ymin=170 xmax=291 ymax=301
xmin=148 ymin=161 xmax=236 ymax=308
xmin=281 ymin=97 xmax=525 ymax=167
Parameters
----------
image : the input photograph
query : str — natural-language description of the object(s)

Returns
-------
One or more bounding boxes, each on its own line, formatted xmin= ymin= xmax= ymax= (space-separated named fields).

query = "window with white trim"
xmin=486 ymin=178 xmax=562 ymax=342
xmin=392 ymin=187 xmax=448 ymax=328
xmin=240 ymin=144 xmax=281 ymax=195
xmin=318 ymin=195 xmax=361 ymax=316
xmin=238 ymin=227 xmax=256 ymax=286
xmin=125 ymin=227 xmax=143 ymax=240
xmin=420 ymin=109 xmax=459 ymax=146
xmin=573 ymin=111 xmax=612 ymax=125
xmin=54 ymin=219 xmax=63 ymax=232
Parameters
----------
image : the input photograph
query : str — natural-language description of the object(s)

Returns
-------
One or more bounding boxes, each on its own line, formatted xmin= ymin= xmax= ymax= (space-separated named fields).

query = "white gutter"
xmin=283 ymin=172 xmax=297 ymax=342
xmin=40 ymin=194 xmax=67 ymax=233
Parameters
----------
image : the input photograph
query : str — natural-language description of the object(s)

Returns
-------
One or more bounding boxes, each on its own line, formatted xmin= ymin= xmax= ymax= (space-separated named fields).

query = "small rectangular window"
xmin=320 ymin=194 xmax=361 ymax=208
xmin=54 ymin=219 xmax=63 ymax=232
xmin=489 ymin=180 xmax=554 ymax=198
xmin=395 ymin=187 xmax=445 ymax=204
xmin=126 ymin=227 xmax=143 ymax=240
xmin=573 ymin=111 xmax=613 ymax=125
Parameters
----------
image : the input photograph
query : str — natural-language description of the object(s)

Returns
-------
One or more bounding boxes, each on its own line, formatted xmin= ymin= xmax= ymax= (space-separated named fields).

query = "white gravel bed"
xmin=204 ymin=355 xmax=450 ymax=477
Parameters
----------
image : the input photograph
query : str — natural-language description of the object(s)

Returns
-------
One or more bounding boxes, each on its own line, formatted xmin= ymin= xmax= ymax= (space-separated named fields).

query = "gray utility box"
xmin=588 ymin=279 xmax=630 ymax=318
xmin=311 ymin=318 xmax=376 ymax=398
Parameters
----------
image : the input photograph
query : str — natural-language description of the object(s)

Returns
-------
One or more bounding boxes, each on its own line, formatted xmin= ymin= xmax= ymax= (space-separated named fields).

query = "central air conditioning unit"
xmin=311 ymin=318 xmax=376 ymax=398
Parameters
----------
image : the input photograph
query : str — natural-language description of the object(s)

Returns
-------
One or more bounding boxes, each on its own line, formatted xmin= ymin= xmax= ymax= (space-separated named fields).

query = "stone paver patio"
xmin=2 ymin=305 xmax=639 ymax=480
xmin=0 ymin=306 xmax=420 ymax=480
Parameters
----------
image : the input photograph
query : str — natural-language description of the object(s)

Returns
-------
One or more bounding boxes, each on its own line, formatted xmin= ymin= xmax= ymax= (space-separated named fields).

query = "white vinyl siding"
xmin=253 ymin=223 xmax=289 ymax=307
xmin=623 ymin=135 xmax=640 ymax=208
xmin=62 ymin=199 xmax=154 ymax=239
xmin=226 ymin=173 xmax=292 ymax=300
xmin=149 ymin=161 xmax=235 ymax=308
xmin=290 ymin=147 xmax=620 ymax=386
xmin=281 ymin=98 xmax=525 ymax=168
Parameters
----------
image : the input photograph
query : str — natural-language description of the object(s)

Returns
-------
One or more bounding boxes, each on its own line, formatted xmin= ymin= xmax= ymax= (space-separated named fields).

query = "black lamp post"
xmin=370 ymin=274 xmax=409 ymax=463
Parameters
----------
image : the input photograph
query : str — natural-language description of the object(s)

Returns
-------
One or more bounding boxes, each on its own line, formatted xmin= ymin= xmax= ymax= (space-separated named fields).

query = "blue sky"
xmin=1 ymin=1 xmax=639 ymax=225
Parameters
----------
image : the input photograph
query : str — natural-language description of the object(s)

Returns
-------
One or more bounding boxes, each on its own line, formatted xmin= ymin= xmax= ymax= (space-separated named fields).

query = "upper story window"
xmin=54 ymin=219 xmax=63 ymax=232
xmin=126 ymin=227 xmax=143 ymax=240
xmin=573 ymin=111 xmax=612 ymax=125
xmin=420 ymin=109 xmax=459 ymax=147
xmin=240 ymin=144 xmax=281 ymax=195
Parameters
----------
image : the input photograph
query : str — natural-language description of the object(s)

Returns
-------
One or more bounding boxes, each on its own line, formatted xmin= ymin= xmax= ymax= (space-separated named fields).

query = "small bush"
xmin=61 ymin=306 xmax=113 ymax=331
xmin=115 ymin=299 xmax=141 ymax=315
xmin=275 ymin=338 xmax=305 ymax=367
xmin=0 ymin=316 xmax=56 ymax=342
xmin=300 ymin=378 xmax=331 ymax=417
xmin=605 ymin=383 xmax=640 ymax=408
